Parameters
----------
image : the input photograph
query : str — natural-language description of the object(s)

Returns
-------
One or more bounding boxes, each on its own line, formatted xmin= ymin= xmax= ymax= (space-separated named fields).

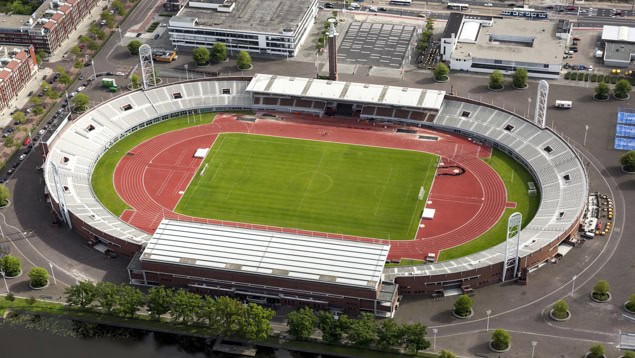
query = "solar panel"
xmin=614 ymin=137 xmax=635 ymax=150
xmin=617 ymin=111 xmax=635 ymax=125
xmin=616 ymin=124 xmax=635 ymax=138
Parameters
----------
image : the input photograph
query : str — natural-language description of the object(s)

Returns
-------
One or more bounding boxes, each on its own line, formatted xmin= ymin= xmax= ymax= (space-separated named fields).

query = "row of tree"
xmin=488 ymin=69 xmax=529 ymax=90
xmin=416 ymin=18 xmax=435 ymax=56
xmin=64 ymin=283 xmax=274 ymax=341
xmin=193 ymin=45 xmax=252 ymax=70
xmin=287 ymin=307 xmax=430 ymax=353
xmin=594 ymin=79 xmax=632 ymax=100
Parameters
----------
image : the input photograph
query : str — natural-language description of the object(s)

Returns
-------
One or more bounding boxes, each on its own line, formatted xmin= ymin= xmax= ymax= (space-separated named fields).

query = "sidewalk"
xmin=49 ymin=1 xmax=108 ymax=63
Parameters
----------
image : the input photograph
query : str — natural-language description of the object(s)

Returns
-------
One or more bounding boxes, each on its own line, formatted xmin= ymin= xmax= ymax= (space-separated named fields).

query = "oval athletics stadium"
xmin=43 ymin=74 xmax=587 ymax=317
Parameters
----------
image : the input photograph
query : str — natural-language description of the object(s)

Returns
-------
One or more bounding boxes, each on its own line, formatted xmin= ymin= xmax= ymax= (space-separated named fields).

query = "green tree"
xmin=47 ymin=89 xmax=60 ymax=100
xmin=87 ymin=41 xmax=99 ymax=51
xmin=33 ymin=105 xmax=44 ymax=115
xmin=89 ymin=25 xmax=106 ymax=41
xmin=35 ymin=49 xmax=47 ymax=65
xmin=240 ymin=302 xmax=275 ymax=341
xmin=30 ymin=96 xmax=41 ymax=106
xmin=587 ymin=343 xmax=605 ymax=358
xmin=146 ymin=287 xmax=174 ymax=320
xmin=28 ymin=267 xmax=49 ymax=288
xmin=193 ymin=47 xmax=210 ymax=66
xmin=64 ymin=281 xmax=97 ymax=309
xmin=212 ymin=296 xmax=245 ymax=336
xmin=489 ymin=70 xmax=504 ymax=90
xmin=623 ymin=350 xmax=635 ymax=358
xmin=112 ymin=0 xmax=127 ymax=15
xmin=453 ymin=294 xmax=473 ymax=317
xmin=512 ymin=68 xmax=528 ymax=88
xmin=491 ymin=329 xmax=511 ymax=350
xmin=40 ymin=81 xmax=50 ymax=93
xmin=101 ymin=11 xmax=115 ymax=28
xmin=26 ymin=296 xmax=37 ymax=305
xmin=595 ymin=81 xmax=610 ymax=99
xmin=116 ymin=284 xmax=145 ymax=318
xmin=593 ymin=280 xmax=610 ymax=295
xmin=1 ymin=255 xmax=21 ymax=276
xmin=72 ymin=93 xmax=90 ymax=111
xmin=95 ymin=281 xmax=119 ymax=314
xmin=552 ymin=299 xmax=569 ymax=319
xmin=401 ymin=322 xmax=430 ymax=353
xmin=376 ymin=318 xmax=403 ymax=350
xmin=79 ymin=35 xmax=92 ymax=44
xmin=615 ymin=79 xmax=632 ymax=99
xmin=211 ymin=42 xmax=228 ymax=63
xmin=169 ymin=289 xmax=201 ymax=323
xmin=130 ymin=73 xmax=141 ymax=89
xmin=58 ymin=72 xmax=73 ymax=86
xmin=439 ymin=350 xmax=458 ymax=358
xmin=70 ymin=45 xmax=82 ymax=57
xmin=11 ymin=111 xmax=26 ymax=124
xmin=317 ymin=311 xmax=344 ymax=344
xmin=287 ymin=306 xmax=317 ymax=340
xmin=346 ymin=312 xmax=377 ymax=348
xmin=74 ymin=60 xmax=84 ymax=69
xmin=4 ymin=137 xmax=16 ymax=148
xmin=127 ymin=40 xmax=142 ymax=56
xmin=236 ymin=50 xmax=252 ymax=70
xmin=426 ymin=17 xmax=434 ymax=31
xmin=627 ymin=294 xmax=635 ymax=312
xmin=433 ymin=63 xmax=449 ymax=81
xmin=5 ymin=293 xmax=15 ymax=301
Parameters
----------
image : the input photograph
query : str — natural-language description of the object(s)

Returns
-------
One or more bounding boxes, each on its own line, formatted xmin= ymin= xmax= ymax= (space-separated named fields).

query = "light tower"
xmin=139 ymin=44 xmax=156 ymax=90
xmin=327 ymin=18 xmax=338 ymax=81
xmin=534 ymin=80 xmax=549 ymax=129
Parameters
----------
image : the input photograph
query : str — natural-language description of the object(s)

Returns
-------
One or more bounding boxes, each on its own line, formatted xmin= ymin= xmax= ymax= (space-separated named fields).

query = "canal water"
xmin=0 ymin=314 xmax=308 ymax=358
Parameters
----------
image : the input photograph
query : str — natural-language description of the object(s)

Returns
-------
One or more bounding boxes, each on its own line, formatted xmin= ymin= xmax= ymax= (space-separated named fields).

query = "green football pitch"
xmin=175 ymin=133 xmax=438 ymax=241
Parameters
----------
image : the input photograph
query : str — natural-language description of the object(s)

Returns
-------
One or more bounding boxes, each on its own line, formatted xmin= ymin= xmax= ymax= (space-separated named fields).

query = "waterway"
xmin=0 ymin=315 xmax=306 ymax=358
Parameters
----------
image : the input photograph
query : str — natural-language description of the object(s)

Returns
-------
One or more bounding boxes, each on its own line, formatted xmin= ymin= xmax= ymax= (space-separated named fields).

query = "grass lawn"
xmin=176 ymin=133 xmax=438 ymax=241
xmin=91 ymin=114 xmax=216 ymax=217
xmin=438 ymin=149 xmax=540 ymax=261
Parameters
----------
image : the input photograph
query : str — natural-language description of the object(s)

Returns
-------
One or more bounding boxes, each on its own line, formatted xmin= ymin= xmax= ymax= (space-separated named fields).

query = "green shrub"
xmin=453 ymin=294 xmax=473 ymax=317
xmin=28 ymin=267 xmax=49 ymax=288
xmin=552 ymin=299 xmax=569 ymax=319
xmin=577 ymin=72 xmax=585 ymax=81
xmin=590 ymin=73 xmax=597 ymax=82
xmin=564 ymin=72 xmax=571 ymax=80
xmin=587 ymin=344 xmax=604 ymax=358
xmin=611 ymin=75 xmax=618 ymax=84
xmin=584 ymin=73 xmax=590 ymax=81
xmin=1 ymin=255 xmax=21 ymax=277
xmin=626 ymin=294 xmax=635 ymax=312
xmin=491 ymin=329 xmax=511 ymax=350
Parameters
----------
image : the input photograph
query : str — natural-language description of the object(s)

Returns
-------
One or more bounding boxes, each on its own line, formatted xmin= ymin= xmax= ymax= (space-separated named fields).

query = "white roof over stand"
xmin=602 ymin=25 xmax=635 ymax=43
xmin=246 ymin=74 xmax=446 ymax=111
xmin=142 ymin=219 xmax=390 ymax=290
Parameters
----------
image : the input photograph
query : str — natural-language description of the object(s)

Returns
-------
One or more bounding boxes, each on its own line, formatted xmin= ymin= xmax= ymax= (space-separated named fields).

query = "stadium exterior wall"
xmin=43 ymin=77 xmax=587 ymax=306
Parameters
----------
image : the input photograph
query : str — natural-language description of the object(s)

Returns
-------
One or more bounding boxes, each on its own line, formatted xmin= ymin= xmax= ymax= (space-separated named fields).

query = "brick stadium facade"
xmin=0 ymin=45 xmax=38 ymax=112
xmin=0 ymin=0 xmax=99 ymax=53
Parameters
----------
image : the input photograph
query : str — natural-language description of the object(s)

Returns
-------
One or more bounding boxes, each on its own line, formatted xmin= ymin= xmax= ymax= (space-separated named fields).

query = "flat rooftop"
xmin=247 ymin=74 xmax=446 ymax=110
xmin=452 ymin=18 xmax=566 ymax=65
xmin=0 ymin=0 xmax=52 ymax=29
xmin=141 ymin=219 xmax=390 ymax=290
xmin=176 ymin=0 xmax=314 ymax=34
xmin=604 ymin=41 xmax=635 ymax=63
xmin=602 ymin=25 xmax=635 ymax=43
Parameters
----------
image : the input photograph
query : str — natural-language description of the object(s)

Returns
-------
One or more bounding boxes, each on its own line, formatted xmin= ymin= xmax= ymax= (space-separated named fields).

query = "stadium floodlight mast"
xmin=139 ymin=44 xmax=156 ymax=90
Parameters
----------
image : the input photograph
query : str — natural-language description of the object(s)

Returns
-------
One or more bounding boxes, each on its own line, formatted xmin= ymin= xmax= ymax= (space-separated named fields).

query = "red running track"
xmin=114 ymin=113 xmax=508 ymax=261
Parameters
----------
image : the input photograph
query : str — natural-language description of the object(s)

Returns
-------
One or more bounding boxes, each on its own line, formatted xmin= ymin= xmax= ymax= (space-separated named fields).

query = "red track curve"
xmin=114 ymin=114 xmax=507 ymax=261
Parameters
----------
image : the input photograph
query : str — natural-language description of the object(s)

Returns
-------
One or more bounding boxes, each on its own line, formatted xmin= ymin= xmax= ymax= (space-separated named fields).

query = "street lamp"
xmin=49 ymin=262 xmax=57 ymax=285
xmin=527 ymin=97 xmax=532 ymax=119
xmin=117 ymin=27 xmax=124 ymax=47
xmin=91 ymin=58 xmax=96 ymax=81
xmin=432 ymin=328 xmax=438 ymax=350
xmin=531 ymin=341 xmax=538 ymax=358
xmin=486 ymin=309 xmax=492 ymax=332
xmin=184 ymin=64 xmax=189 ymax=80
xmin=0 ymin=267 xmax=9 ymax=294
xmin=584 ymin=125 xmax=589 ymax=146
xmin=571 ymin=274 xmax=577 ymax=296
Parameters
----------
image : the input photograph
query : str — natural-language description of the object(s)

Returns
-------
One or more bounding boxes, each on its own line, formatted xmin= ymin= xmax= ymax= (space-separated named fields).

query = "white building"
xmin=601 ymin=25 xmax=635 ymax=68
xmin=440 ymin=13 xmax=569 ymax=79
xmin=168 ymin=0 xmax=318 ymax=57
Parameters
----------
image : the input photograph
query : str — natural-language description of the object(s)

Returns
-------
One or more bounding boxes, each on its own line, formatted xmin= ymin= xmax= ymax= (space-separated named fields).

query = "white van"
xmin=555 ymin=100 xmax=572 ymax=109
xmin=582 ymin=231 xmax=595 ymax=239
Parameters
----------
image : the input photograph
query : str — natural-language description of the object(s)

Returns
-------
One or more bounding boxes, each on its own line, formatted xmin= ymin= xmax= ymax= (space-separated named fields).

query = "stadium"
xmin=42 ymin=74 xmax=588 ymax=317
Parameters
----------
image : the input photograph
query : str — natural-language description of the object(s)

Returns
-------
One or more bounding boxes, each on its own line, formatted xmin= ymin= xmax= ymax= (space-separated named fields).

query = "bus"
xmin=501 ymin=8 xmax=548 ymax=18
xmin=389 ymin=0 xmax=412 ymax=5
xmin=447 ymin=3 xmax=469 ymax=10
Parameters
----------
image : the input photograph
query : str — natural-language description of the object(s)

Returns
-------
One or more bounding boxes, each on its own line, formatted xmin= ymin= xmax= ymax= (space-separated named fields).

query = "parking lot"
xmin=338 ymin=21 xmax=416 ymax=68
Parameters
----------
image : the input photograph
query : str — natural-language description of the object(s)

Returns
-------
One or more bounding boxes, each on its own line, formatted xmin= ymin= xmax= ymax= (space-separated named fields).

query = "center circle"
xmin=288 ymin=171 xmax=333 ymax=195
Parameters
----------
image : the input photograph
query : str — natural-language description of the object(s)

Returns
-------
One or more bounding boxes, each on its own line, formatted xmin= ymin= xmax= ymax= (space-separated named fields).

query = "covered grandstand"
xmin=42 ymin=75 xmax=587 ymax=310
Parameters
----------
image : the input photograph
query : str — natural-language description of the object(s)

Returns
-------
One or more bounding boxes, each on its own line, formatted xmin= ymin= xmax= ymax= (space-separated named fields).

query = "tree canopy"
xmin=236 ymin=50 xmax=252 ymax=70
xmin=211 ymin=43 xmax=228 ymax=63
xmin=595 ymin=81 xmax=610 ymax=100
xmin=127 ymin=40 xmax=142 ymax=56
xmin=489 ymin=70 xmax=504 ymax=90
xmin=593 ymin=280 xmax=610 ymax=295
xmin=28 ymin=267 xmax=49 ymax=288
xmin=453 ymin=294 xmax=473 ymax=317
xmin=433 ymin=63 xmax=449 ymax=80
xmin=346 ymin=312 xmax=377 ymax=347
xmin=64 ymin=281 xmax=96 ymax=309
xmin=512 ymin=68 xmax=528 ymax=89
xmin=12 ymin=111 xmax=26 ymax=124
xmin=1 ymin=255 xmax=20 ymax=276
xmin=287 ymin=306 xmax=317 ymax=340
xmin=72 ymin=93 xmax=90 ymax=111
xmin=615 ymin=79 xmax=632 ymax=99
xmin=491 ymin=329 xmax=511 ymax=350
xmin=193 ymin=47 xmax=210 ymax=66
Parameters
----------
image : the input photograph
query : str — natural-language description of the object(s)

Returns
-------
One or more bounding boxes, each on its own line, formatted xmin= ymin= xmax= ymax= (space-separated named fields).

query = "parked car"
xmin=84 ymin=62 xmax=92 ymax=67
xmin=572 ymin=37 xmax=581 ymax=41
xmin=23 ymin=137 xmax=31 ymax=146
xmin=484 ymin=3 xmax=493 ymax=6
xmin=160 ymin=23 xmax=168 ymax=27
xmin=32 ymin=135 xmax=40 ymax=142
xmin=76 ymin=86 xmax=86 ymax=92
xmin=69 ymin=91 xmax=77 ymax=98
xmin=38 ymin=129 xmax=46 ymax=135
xmin=154 ymin=33 xmax=160 ymax=40
xmin=324 ymin=2 xmax=334 ymax=8
xmin=6 ymin=169 xmax=14 ymax=176
xmin=136 ymin=33 xmax=142 ymax=38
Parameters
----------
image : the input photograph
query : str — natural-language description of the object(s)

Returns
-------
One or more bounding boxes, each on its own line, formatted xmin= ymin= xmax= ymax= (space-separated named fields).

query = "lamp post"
xmin=584 ymin=125 xmax=589 ymax=146
xmin=531 ymin=341 xmax=538 ymax=358
xmin=527 ymin=97 xmax=532 ymax=119
xmin=184 ymin=64 xmax=189 ymax=80
xmin=432 ymin=328 xmax=438 ymax=350
xmin=117 ymin=27 xmax=123 ymax=47
xmin=0 ymin=268 xmax=9 ymax=294
xmin=49 ymin=262 xmax=57 ymax=285
xmin=486 ymin=309 xmax=492 ymax=332
xmin=571 ymin=274 xmax=577 ymax=296
xmin=91 ymin=59 xmax=96 ymax=81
